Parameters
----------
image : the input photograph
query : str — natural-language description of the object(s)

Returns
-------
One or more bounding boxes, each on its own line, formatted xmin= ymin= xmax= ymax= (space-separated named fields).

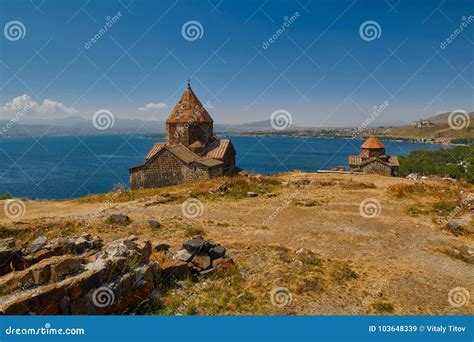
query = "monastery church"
xmin=129 ymin=83 xmax=236 ymax=189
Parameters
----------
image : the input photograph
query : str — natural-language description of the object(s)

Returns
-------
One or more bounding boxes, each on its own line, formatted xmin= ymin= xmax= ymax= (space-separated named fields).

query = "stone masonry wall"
xmin=130 ymin=150 xmax=221 ymax=189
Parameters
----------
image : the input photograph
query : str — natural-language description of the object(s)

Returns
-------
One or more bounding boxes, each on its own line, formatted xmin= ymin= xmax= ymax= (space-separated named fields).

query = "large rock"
xmin=107 ymin=214 xmax=131 ymax=225
xmin=182 ymin=239 xmax=205 ymax=254
xmin=209 ymin=245 xmax=226 ymax=260
xmin=154 ymin=243 xmax=170 ymax=252
xmin=148 ymin=220 xmax=161 ymax=229
xmin=28 ymin=236 xmax=48 ymax=253
xmin=174 ymin=249 xmax=193 ymax=262
xmin=192 ymin=254 xmax=211 ymax=270
xmin=160 ymin=261 xmax=190 ymax=280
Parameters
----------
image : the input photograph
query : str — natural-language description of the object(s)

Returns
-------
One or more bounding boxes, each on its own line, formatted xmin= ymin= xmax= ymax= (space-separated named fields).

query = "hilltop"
xmin=378 ymin=111 xmax=474 ymax=143
xmin=0 ymin=172 xmax=472 ymax=315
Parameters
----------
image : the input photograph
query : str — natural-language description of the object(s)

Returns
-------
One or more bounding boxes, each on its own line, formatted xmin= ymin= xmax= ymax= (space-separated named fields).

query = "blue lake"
xmin=0 ymin=135 xmax=445 ymax=199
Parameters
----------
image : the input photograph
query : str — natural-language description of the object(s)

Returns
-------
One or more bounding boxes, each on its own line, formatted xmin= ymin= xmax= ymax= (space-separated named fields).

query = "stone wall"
xmin=360 ymin=160 xmax=392 ymax=176
xmin=129 ymin=150 xmax=222 ymax=189
xmin=167 ymin=122 xmax=213 ymax=146
xmin=0 ymin=235 xmax=233 ymax=315
xmin=0 ymin=235 xmax=159 ymax=315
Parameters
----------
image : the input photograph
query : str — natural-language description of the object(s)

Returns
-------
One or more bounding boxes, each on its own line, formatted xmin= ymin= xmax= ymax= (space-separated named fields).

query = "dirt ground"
xmin=1 ymin=172 xmax=472 ymax=315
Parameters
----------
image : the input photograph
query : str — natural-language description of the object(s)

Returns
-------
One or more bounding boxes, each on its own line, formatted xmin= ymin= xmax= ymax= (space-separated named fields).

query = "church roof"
xmin=144 ymin=143 xmax=223 ymax=168
xmin=348 ymin=155 xmax=399 ymax=167
xmin=205 ymin=139 xmax=232 ymax=159
xmin=361 ymin=135 xmax=385 ymax=149
xmin=145 ymin=142 xmax=166 ymax=160
xmin=166 ymin=83 xmax=213 ymax=124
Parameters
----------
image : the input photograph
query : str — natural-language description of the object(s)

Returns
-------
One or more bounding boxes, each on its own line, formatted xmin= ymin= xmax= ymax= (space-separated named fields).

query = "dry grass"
xmin=1 ymin=172 xmax=473 ymax=315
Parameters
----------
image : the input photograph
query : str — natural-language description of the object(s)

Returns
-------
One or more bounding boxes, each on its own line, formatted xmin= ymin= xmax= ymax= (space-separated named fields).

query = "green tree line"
xmin=398 ymin=144 xmax=474 ymax=183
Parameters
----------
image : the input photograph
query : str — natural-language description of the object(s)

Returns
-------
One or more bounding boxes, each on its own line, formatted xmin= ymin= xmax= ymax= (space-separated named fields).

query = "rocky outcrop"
xmin=161 ymin=236 xmax=233 ymax=279
xmin=0 ymin=235 xmax=233 ymax=315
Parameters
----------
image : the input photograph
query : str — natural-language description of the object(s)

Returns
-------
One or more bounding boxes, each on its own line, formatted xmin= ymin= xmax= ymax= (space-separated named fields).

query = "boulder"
xmin=247 ymin=192 xmax=258 ymax=197
xmin=182 ymin=239 xmax=205 ymax=254
xmin=148 ymin=220 xmax=161 ymax=229
xmin=174 ymin=249 xmax=193 ymax=262
xmin=28 ymin=236 xmax=48 ymax=253
xmin=209 ymin=245 xmax=226 ymax=260
xmin=107 ymin=214 xmax=131 ymax=225
xmin=154 ymin=243 xmax=170 ymax=252
xmin=447 ymin=221 xmax=463 ymax=234
xmin=160 ymin=261 xmax=190 ymax=280
xmin=192 ymin=254 xmax=211 ymax=270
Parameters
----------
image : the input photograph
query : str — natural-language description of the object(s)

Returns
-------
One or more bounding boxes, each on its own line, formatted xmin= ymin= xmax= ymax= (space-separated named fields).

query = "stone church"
xmin=129 ymin=83 xmax=236 ymax=189
xmin=348 ymin=135 xmax=399 ymax=176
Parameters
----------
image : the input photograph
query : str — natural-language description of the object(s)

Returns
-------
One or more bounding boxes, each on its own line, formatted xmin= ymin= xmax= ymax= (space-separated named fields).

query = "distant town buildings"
xmin=129 ymin=82 xmax=237 ymax=189
xmin=412 ymin=119 xmax=434 ymax=128
xmin=348 ymin=135 xmax=399 ymax=176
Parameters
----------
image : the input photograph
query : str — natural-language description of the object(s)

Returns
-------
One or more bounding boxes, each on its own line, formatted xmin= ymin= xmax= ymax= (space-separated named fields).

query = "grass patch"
xmin=292 ymin=198 xmax=320 ymax=207
xmin=184 ymin=226 xmax=206 ymax=237
xmin=331 ymin=262 xmax=358 ymax=284
xmin=371 ymin=302 xmax=394 ymax=313
xmin=406 ymin=205 xmax=431 ymax=216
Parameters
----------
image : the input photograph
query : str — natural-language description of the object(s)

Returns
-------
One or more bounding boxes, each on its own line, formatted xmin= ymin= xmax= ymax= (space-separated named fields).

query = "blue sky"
xmin=0 ymin=0 xmax=472 ymax=126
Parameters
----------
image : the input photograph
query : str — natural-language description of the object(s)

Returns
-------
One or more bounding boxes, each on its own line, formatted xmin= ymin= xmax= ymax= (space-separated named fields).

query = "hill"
xmin=380 ymin=111 xmax=474 ymax=143
xmin=0 ymin=172 xmax=472 ymax=315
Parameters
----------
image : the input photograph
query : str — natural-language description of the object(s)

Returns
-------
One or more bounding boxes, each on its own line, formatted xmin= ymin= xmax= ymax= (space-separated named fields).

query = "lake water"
xmin=0 ymin=135 xmax=444 ymax=199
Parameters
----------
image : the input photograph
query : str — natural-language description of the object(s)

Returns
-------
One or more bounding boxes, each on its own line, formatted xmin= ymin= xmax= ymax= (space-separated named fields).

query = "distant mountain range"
xmin=0 ymin=112 xmax=469 ymax=138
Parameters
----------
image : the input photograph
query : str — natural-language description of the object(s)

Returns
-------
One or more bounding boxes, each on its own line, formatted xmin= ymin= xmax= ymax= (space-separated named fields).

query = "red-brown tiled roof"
xmin=145 ymin=143 xmax=223 ymax=168
xmin=166 ymin=84 xmax=213 ymax=124
xmin=205 ymin=139 xmax=232 ymax=160
xmin=361 ymin=135 xmax=385 ymax=149
xmin=145 ymin=142 xmax=166 ymax=160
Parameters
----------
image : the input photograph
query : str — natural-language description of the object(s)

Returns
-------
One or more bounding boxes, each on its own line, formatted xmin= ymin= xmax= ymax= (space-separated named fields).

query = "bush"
xmin=0 ymin=192 xmax=12 ymax=200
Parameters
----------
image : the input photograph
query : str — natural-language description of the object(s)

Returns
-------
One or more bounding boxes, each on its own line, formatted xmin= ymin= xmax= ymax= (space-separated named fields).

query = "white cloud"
xmin=0 ymin=94 xmax=38 ymax=112
xmin=0 ymin=95 xmax=78 ymax=117
xmin=38 ymin=99 xmax=79 ymax=114
xmin=138 ymin=102 xmax=168 ymax=111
